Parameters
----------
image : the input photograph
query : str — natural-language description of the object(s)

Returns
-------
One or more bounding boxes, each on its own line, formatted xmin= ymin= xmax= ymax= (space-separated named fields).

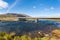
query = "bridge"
xmin=17 ymin=17 xmax=60 ymax=23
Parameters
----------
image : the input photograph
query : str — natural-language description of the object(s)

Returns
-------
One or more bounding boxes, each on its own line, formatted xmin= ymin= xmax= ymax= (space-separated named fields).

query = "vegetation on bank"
xmin=0 ymin=32 xmax=52 ymax=40
xmin=0 ymin=30 xmax=60 ymax=40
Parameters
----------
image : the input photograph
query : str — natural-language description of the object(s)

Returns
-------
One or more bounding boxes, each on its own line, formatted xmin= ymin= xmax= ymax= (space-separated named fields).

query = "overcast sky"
xmin=0 ymin=0 xmax=60 ymax=17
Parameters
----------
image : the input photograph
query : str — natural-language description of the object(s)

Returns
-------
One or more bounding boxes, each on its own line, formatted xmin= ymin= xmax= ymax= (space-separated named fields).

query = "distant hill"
xmin=0 ymin=13 xmax=30 ymax=21
xmin=0 ymin=13 xmax=30 ymax=17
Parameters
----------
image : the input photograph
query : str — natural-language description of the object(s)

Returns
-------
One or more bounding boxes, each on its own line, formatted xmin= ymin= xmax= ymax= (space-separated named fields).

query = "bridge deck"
xmin=17 ymin=17 xmax=60 ymax=19
xmin=17 ymin=17 xmax=60 ymax=22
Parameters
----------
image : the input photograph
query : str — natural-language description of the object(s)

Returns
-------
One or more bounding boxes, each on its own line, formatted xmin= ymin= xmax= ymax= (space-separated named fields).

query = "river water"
xmin=0 ymin=20 xmax=60 ymax=33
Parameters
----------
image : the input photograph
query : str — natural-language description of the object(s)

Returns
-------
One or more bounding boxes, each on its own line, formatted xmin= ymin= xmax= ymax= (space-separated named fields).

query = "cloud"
xmin=0 ymin=0 xmax=8 ymax=9
xmin=6 ymin=0 xmax=19 ymax=13
xmin=40 ymin=4 xmax=43 ymax=6
xmin=50 ymin=7 xmax=54 ymax=10
xmin=44 ymin=6 xmax=55 ymax=11
xmin=44 ymin=8 xmax=50 ymax=11
xmin=33 ymin=6 xmax=36 ymax=9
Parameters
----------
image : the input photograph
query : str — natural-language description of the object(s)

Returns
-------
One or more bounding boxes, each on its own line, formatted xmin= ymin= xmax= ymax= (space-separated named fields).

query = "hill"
xmin=0 ymin=13 xmax=30 ymax=21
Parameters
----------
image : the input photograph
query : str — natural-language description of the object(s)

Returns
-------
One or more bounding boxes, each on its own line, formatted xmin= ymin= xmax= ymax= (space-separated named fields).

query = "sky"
xmin=0 ymin=0 xmax=60 ymax=17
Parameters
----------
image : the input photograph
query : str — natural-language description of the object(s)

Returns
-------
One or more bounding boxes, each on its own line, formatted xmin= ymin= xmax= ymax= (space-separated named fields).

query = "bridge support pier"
xmin=35 ymin=18 xmax=39 ymax=23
